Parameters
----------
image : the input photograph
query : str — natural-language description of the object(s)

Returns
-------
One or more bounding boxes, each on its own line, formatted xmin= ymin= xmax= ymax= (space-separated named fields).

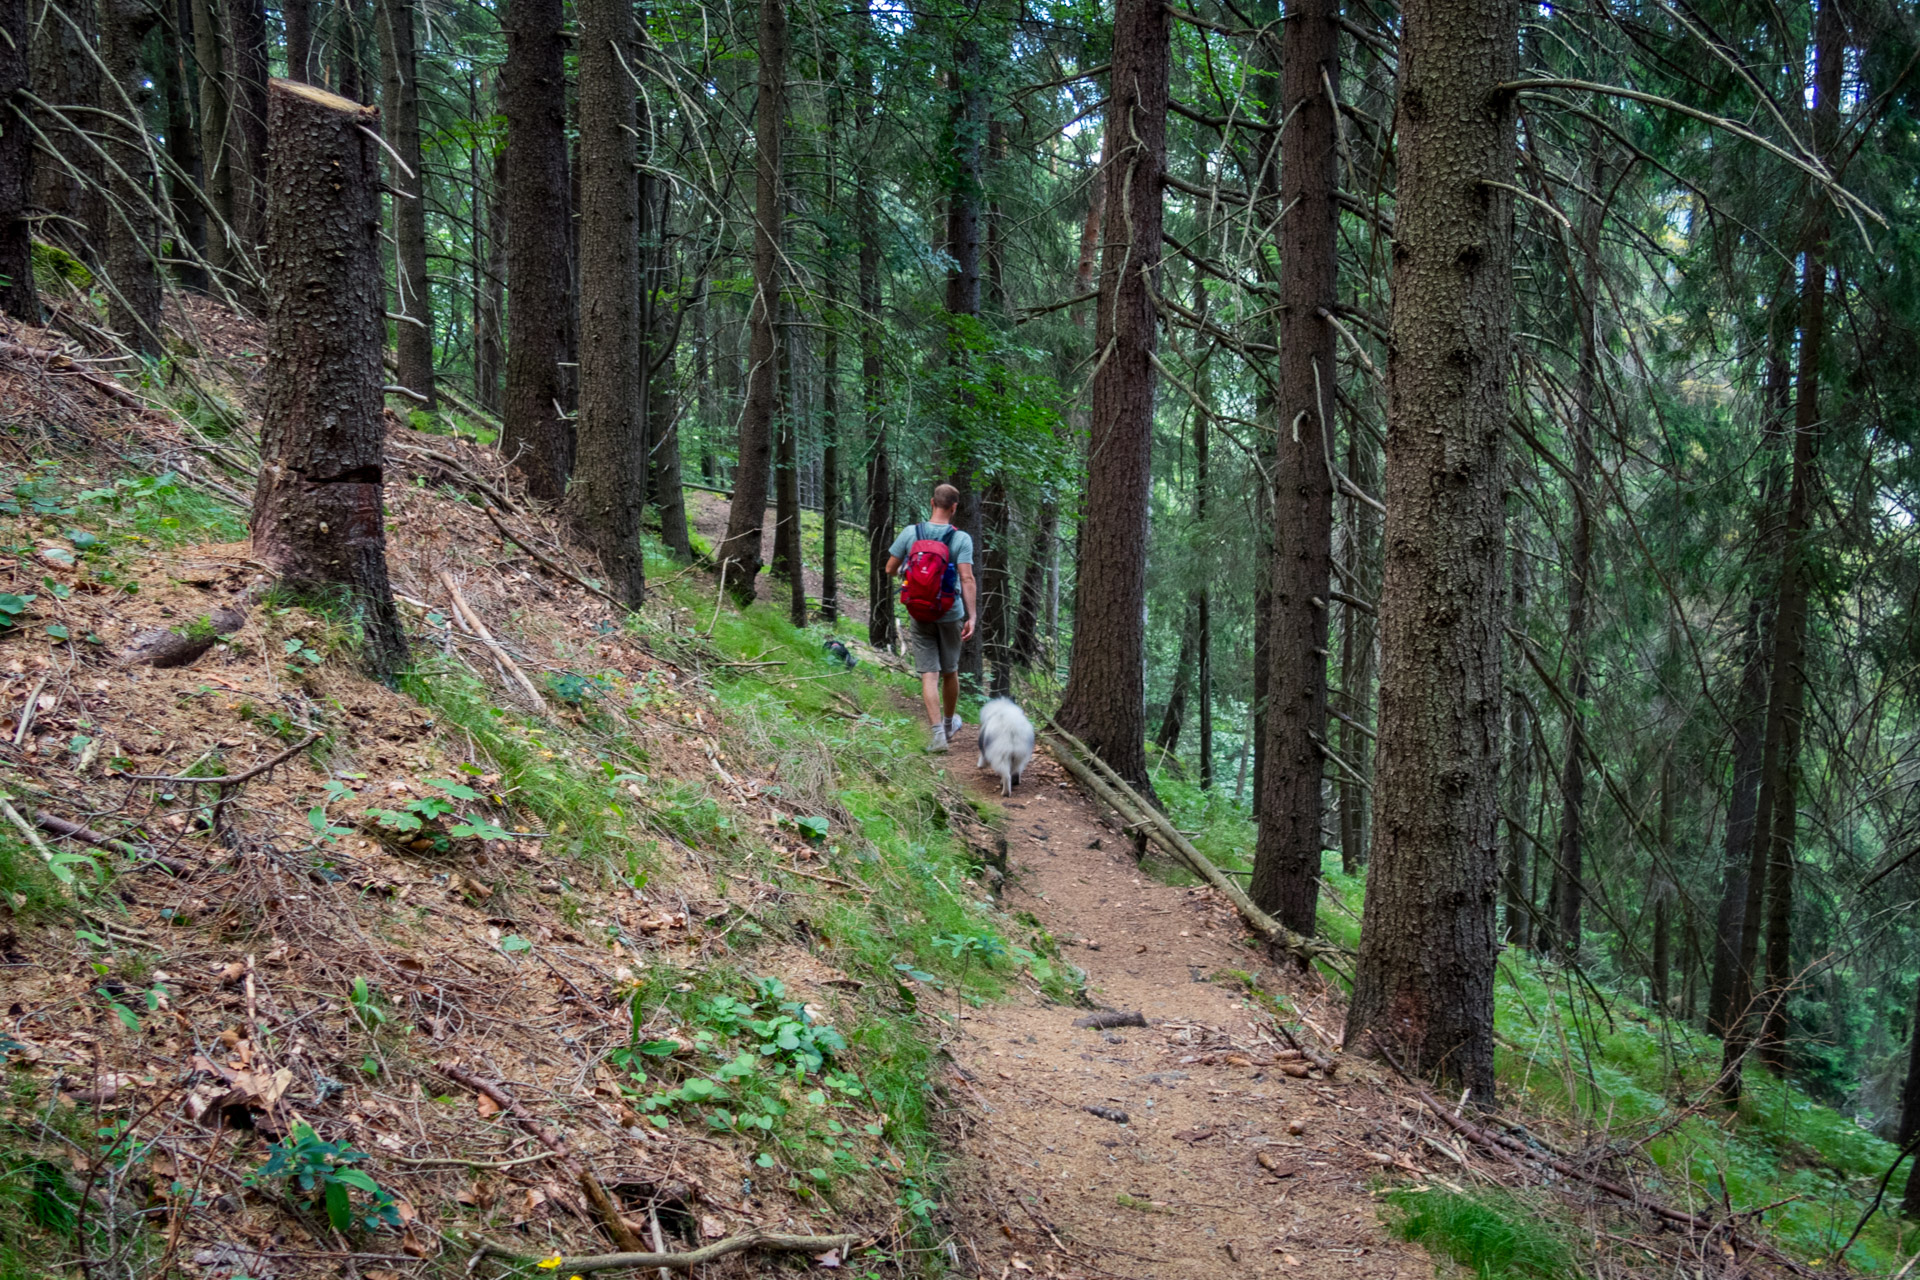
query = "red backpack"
xmin=899 ymin=524 xmax=959 ymax=623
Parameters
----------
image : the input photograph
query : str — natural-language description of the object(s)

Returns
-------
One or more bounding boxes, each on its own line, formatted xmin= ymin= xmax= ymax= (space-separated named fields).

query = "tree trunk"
xmin=821 ymin=324 xmax=840 ymax=621
xmin=1708 ymin=600 xmax=1770 ymax=1035
xmin=186 ymin=0 xmax=234 ymax=277
xmin=161 ymin=4 xmax=208 ymax=292
xmin=228 ymin=0 xmax=269 ymax=263
xmin=944 ymin=33 xmax=985 ymax=685
xmin=499 ymin=0 xmax=573 ymax=501
xmin=1340 ymin=422 xmax=1380 ymax=870
xmin=1502 ymin=522 xmax=1531 ymax=945
xmin=853 ymin=13 xmax=891 ymax=643
xmin=1194 ymin=356 xmax=1214 ymax=790
xmin=981 ymin=476 xmax=1012 ymax=697
xmin=1344 ymin=0 xmax=1516 ymax=1103
xmin=716 ymin=0 xmax=784 ymax=601
xmin=1053 ymin=0 xmax=1167 ymax=792
xmin=99 ymin=0 xmax=163 ymax=353
xmin=0 ymin=0 xmax=36 ymax=322
xmin=334 ymin=0 xmax=363 ymax=102
xmin=1899 ymin=979 xmax=1920 ymax=1216
xmin=1154 ymin=601 xmax=1197 ymax=756
xmin=1012 ymin=504 xmax=1049 ymax=667
xmin=1245 ymin=21 xmax=1280 ymax=822
xmin=774 ymin=296 xmax=805 ymax=623
xmin=30 ymin=0 xmax=107 ymax=265
xmin=566 ymin=0 xmax=645 ymax=607
xmin=1729 ymin=5 xmax=1838 ymax=1094
xmin=1652 ymin=755 xmax=1674 ymax=1011
xmin=647 ymin=198 xmax=692 ymax=561
xmin=283 ymin=0 xmax=311 ymax=79
xmin=376 ymin=0 xmax=434 ymax=405
xmin=1541 ymin=176 xmax=1602 ymax=959
xmin=250 ymin=78 xmax=405 ymax=678
xmin=1250 ymin=0 xmax=1340 ymax=936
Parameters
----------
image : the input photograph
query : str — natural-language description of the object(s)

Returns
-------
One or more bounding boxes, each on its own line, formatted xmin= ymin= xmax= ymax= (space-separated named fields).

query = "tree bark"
xmin=1344 ymin=0 xmax=1516 ymax=1103
xmin=1012 ymin=503 xmax=1050 ymax=667
xmin=1245 ymin=19 xmax=1280 ymax=822
xmin=1053 ymin=0 xmax=1167 ymax=791
xmin=228 ymin=0 xmax=269 ymax=262
xmin=0 ymin=0 xmax=37 ymax=322
xmin=187 ymin=0 xmax=233 ymax=276
xmin=855 ymin=0 xmax=891 ymax=646
xmin=160 ymin=3 xmax=208 ymax=292
xmin=1339 ymin=421 xmax=1380 ymax=869
xmin=566 ymin=0 xmax=645 ymax=607
xmin=1194 ymin=355 xmax=1214 ymax=790
xmin=1729 ymin=4 xmax=1839 ymax=1093
xmin=250 ymin=78 xmax=405 ymax=679
xmin=1652 ymin=755 xmax=1674 ymax=1010
xmin=981 ymin=476 xmax=1011 ymax=697
xmin=1502 ymin=519 xmax=1532 ymax=945
xmin=1708 ymin=598 xmax=1770 ymax=1035
xmin=499 ymin=0 xmax=574 ymax=501
xmin=1541 ymin=173 xmax=1602 ymax=959
xmin=30 ymin=0 xmax=107 ymax=265
xmin=99 ymin=0 xmax=163 ymax=353
xmin=334 ymin=0 xmax=363 ymax=102
xmin=1154 ymin=599 xmax=1196 ymax=755
xmin=1250 ymin=0 xmax=1340 ymax=936
xmin=944 ymin=33 xmax=984 ymax=684
xmin=376 ymin=0 xmax=434 ymax=406
xmin=716 ymin=0 xmax=784 ymax=601
xmin=283 ymin=0 xmax=311 ymax=80
xmin=773 ymin=295 xmax=804 ymax=623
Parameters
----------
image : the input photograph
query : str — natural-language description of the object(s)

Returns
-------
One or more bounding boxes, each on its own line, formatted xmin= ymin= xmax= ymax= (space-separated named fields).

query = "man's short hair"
xmin=932 ymin=483 xmax=961 ymax=512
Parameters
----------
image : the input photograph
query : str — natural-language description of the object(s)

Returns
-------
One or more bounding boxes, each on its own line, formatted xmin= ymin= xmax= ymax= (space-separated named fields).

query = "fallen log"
xmin=464 ymin=1230 xmax=861 ymax=1274
xmin=1043 ymin=721 xmax=1353 ymax=975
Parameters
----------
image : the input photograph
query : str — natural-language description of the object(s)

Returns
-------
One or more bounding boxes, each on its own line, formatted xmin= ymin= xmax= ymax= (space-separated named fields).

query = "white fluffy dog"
xmin=976 ymin=698 xmax=1035 ymax=796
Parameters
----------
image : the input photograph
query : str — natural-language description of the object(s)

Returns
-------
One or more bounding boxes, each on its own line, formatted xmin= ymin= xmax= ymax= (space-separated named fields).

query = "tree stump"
xmin=250 ymin=78 xmax=406 ymax=680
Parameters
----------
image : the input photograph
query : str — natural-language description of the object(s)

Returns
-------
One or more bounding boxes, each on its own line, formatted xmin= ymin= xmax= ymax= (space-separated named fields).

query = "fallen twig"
xmin=434 ymin=1063 xmax=643 ymax=1252
xmin=463 ymin=1229 xmax=860 ymax=1274
xmin=440 ymin=572 xmax=550 ymax=713
xmin=129 ymin=734 xmax=319 ymax=785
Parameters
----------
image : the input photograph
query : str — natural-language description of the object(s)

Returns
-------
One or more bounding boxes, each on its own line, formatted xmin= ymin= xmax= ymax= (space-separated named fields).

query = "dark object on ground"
xmin=1084 ymin=1106 xmax=1129 ymax=1123
xmin=823 ymin=638 xmax=856 ymax=669
xmin=1074 ymin=1010 xmax=1148 ymax=1029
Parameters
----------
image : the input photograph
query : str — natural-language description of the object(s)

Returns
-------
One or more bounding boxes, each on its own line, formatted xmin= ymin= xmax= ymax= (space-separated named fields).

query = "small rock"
xmin=1286 ymin=1118 xmax=1308 ymax=1135
xmin=1084 ymin=1105 xmax=1129 ymax=1124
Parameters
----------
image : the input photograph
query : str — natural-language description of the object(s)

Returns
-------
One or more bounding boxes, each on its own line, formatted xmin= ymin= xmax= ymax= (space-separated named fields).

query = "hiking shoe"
xmin=926 ymin=726 xmax=949 ymax=754
xmin=945 ymin=714 xmax=963 ymax=738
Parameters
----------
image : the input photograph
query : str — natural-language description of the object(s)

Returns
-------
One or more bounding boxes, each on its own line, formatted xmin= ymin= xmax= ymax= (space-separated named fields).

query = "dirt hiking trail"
xmin=935 ymin=725 xmax=1429 ymax=1279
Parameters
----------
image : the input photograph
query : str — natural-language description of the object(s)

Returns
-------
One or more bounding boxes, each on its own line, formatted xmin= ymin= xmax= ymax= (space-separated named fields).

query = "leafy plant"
xmin=347 ymin=977 xmax=387 ymax=1032
xmin=0 ymin=594 xmax=34 ymax=630
xmin=250 ymin=1123 xmax=399 ymax=1232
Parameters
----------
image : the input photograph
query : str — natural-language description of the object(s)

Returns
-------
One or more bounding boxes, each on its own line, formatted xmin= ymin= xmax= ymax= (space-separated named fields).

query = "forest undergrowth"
xmin=1146 ymin=771 xmax=1917 ymax=1273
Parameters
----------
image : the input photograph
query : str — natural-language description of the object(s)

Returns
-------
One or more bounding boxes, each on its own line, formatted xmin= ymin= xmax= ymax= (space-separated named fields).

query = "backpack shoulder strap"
xmin=939 ymin=525 xmax=956 ymax=546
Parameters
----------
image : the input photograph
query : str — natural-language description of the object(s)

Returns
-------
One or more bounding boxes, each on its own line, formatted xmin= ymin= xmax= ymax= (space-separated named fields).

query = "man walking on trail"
xmin=885 ymin=483 xmax=976 ymax=752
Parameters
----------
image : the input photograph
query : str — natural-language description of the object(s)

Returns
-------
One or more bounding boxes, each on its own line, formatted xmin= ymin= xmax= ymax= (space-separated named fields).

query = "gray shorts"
xmin=910 ymin=617 xmax=964 ymax=674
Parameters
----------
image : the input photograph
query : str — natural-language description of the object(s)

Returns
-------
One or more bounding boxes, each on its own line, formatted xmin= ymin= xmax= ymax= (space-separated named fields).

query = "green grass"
xmin=1148 ymin=764 xmax=1919 ymax=1273
xmin=1385 ymin=1188 xmax=1577 ymax=1279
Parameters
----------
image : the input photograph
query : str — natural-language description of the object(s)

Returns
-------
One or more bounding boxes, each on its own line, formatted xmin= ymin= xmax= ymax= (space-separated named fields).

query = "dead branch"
xmin=128 ymin=734 xmax=319 ymax=785
xmin=463 ymin=1230 xmax=860 ymax=1274
xmin=439 ymin=571 xmax=550 ymax=713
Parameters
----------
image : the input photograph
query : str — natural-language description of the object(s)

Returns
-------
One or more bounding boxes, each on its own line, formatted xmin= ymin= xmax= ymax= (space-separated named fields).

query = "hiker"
xmin=885 ymin=483 xmax=977 ymax=753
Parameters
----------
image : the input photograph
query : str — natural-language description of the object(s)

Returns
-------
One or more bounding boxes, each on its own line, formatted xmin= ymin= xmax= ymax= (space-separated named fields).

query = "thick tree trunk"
xmin=284 ymin=0 xmax=311 ymax=79
xmin=717 ymin=0 xmax=784 ymax=601
xmin=160 ymin=5 xmax=208 ymax=293
xmin=1344 ymin=0 xmax=1515 ymax=1103
xmin=1053 ymin=0 xmax=1167 ymax=791
xmin=499 ymin=0 xmax=574 ymax=501
xmin=376 ymin=0 xmax=434 ymax=406
xmin=1250 ymin=0 xmax=1340 ymax=936
xmin=229 ymin=0 xmax=269 ymax=261
xmin=99 ymin=0 xmax=162 ymax=352
xmin=250 ymin=79 xmax=405 ymax=678
xmin=1246 ymin=21 xmax=1280 ymax=822
xmin=0 ymin=0 xmax=36 ymax=321
xmin=566 ymin=0 xmax=645 ymax=606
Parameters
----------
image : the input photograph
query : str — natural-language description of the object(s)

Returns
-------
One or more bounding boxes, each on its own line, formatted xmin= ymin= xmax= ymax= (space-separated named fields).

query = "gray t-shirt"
xmin=890 ymin=522 xmax=973 ymax=623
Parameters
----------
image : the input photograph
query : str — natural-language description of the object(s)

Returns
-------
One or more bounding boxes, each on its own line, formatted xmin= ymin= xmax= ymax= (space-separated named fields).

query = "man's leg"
xmin=941 ymin=671 xmax=959 ymax=721
xmin=921 ymin=672 xmax=944 ymax=727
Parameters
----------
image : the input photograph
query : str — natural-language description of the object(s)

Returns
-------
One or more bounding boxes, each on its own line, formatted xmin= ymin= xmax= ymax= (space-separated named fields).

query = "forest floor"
xmin=934 ymin=731 xmax=1426 ymax=1280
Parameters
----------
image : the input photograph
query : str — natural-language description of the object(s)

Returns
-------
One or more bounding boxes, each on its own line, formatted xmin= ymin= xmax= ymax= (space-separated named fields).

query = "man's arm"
xmin=958 ymin=564 xmax=978 ymax=640
xmin=884 ymin=555 xmax=902 ymax=577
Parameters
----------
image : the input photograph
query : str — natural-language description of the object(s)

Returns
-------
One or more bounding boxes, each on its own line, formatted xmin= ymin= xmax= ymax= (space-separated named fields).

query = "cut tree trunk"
xmin=377 ymin=0 xmax=435 ymax=406
xmin=566 ymin=0 xmax=645 ymax=606
xmin=1344 ymin=0 xmax=1516 ymax=1103
xmin=0 ymin=0 xmax=36 ymax=321
xmin=99 ymin=0 xmax=162 ymax=353
xmin=250 ymin=78 xmax=405 ymax=679
xmin=1053 ymin=0 xmax=1168 ymax=791
xmin=716 ymin=0 xmax=784 ymax=601
xmin=500 ymin=0 xmax=575 ymax=501
xmin=1250 ymin=0 xmax=1339 ymax=937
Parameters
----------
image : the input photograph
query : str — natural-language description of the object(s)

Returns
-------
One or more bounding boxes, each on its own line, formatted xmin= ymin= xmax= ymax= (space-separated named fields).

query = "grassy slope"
xmin=0 ymin=438 xmax=1067 ymax=1275
xmin=1147 ymin=768 xmax=1914 ymax=1274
